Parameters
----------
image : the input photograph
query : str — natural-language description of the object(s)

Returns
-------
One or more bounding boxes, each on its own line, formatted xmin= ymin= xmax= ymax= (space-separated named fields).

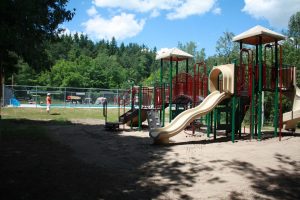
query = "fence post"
xmin=1 ymin=84 xmax=4 ymax=118
xmin=117 ymin=89 xmax=120 ymax=120
xmin=64 ymin=87 xmax=66 ymax=108
xmin=35 ymin=86 xmax=38 ymax=108
xmin=138 ymin=85 xmax=142 ymax=131
xmin=2 ymin=84 xmax=5 ymax=107
xmin=88 ymin=89 xmax=91 ymax=107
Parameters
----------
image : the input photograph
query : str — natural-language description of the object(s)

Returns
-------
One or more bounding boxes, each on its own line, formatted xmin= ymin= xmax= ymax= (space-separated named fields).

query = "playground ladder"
xmin=147 ymin=110 xmax=161 ymax=130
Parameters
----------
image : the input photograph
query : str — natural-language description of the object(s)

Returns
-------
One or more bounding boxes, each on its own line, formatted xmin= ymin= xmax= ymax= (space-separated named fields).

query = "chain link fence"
xmin=2 ymin=85 xmax=129 ymax=108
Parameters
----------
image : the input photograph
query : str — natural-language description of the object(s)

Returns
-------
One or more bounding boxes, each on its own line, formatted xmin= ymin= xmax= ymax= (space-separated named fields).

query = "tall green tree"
xmin=177 ymin=41 xmax=206 ymax=61
xmin=285 ymin=11 xmax=300 ymax=87
xmin=178 ymin=41 xmax=197 ymax=58
xmin=288 ymin=11 xmax=300 ymax=49
xmin=0 ymin=0 xmax=75 ymax=71
xmin=215 ymin=31 xmax=239 ymax=63
xmin=14 ymin=59 xmax=38 ymax=86
xmin=177 ymin=41 xmax=206 ymax=73
xmin=0 ymin=0 xmax=75 ymax=117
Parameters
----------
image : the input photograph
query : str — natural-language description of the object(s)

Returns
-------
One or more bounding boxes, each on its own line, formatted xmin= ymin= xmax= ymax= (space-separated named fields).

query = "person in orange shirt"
xmin=46 ymin=93 xmax=51 ymax=114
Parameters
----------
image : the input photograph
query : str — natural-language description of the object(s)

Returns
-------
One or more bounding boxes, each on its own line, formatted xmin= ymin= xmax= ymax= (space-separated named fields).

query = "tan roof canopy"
xmin=233 ymin=25 xmax=286 ymax=45
xmin=156 ymin=48 xmax=193 ymax=61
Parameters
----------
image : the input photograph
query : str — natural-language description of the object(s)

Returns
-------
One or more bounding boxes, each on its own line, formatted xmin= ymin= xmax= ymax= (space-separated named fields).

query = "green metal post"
xmin=274 ymin=41 xmax=279 ymax=137
xmin=130 ymin=82 xmax=134 ymax=130
xmin=169 ymin=57 xmax=173 ymax=122
xmin=255 ymin=44 xmax=259 ymax=137
xmin=117 ymin=89 xmax=120 ymax=120
xmin=160 ymin=59 xmax=163 ymax=123
xmin=231 ymin=60 xmax=237 ymax=143
xmin=186 ymin=59 xmax=189 ymax=73
xmin=237 ymin=42 xmax=242 ymax=137
xmin=206 ymin=113 xmax=211 ymax=137
xmin=251 ymin=58 xmax=255 ymax=139
xmin=238 ymin=97 xmax=242 ymax=137
xmin=210 ymin=111 xmax=213 ymax=137
xmin=176 ymin=60 xmax=179 ymax=113
xmin=138 ymin=85 xmax=142 ymax=131
xmin=257 ymin=37 xmax=263 ymax=141
xmin=176 ymin=60 xmax=179 ymax=76
xmin=231 ymin=98 xmax=236 ymax=142
xmin=226 ymin=102 xmax=230 ymax=137
xmin=186 ymin=59 xmax=189 ymax=95
xmin=152 ymin=84 xmax=155 ymax=108
xmin=214 ymin=108 xmax=217 ymax=140
xmin=162 ymin=83 xmax=165 ymax=127
xmin=206 ymin=68 xmax=211 ymax=138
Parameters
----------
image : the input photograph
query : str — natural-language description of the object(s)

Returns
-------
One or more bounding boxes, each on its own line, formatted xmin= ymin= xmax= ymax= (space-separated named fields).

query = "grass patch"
xmin=1 ymin=107 xmax=125 ymax=122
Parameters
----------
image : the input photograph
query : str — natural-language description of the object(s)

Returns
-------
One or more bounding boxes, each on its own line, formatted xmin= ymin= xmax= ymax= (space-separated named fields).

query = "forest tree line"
xmin=8 ymin=29 xmax=300 ymax=90
xmin=13 ymin=35 xmax=159 ymax=89
xmin=1 ymin=1 xmax=298 ymax=91
xmin=5 ymin=12 xmax=299 ymax=90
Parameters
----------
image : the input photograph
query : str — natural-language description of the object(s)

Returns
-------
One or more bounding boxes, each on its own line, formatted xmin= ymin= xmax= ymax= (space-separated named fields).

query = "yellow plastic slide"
xmin=283 ymin=86 xmax=300 ymax=130
xmin=149 ymin=90 xmax=229 ymax=142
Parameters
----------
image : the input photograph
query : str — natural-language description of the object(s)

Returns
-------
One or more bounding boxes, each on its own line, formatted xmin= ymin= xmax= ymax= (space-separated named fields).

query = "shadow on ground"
xmin=229 ymin=153 xmax=300 ymax=200
xmin=212 ymin=154 xmax=300 ymax=200
xmin=0 ymin=119 xmax=199 ymax=200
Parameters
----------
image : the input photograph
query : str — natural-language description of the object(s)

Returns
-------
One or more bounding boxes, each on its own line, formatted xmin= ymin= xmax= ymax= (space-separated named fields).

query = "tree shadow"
xmin=168 ymin=135 xmax=233 ymax=146
xmin=50 ymin=112 xmax=61 ymax=115
xmin=0 ymin=119 xmax=209 ymax=200
xmin=228 ymin=191 xmax=246 ymax=200
xmin=225 ymin=154 xmax=300 ymax=200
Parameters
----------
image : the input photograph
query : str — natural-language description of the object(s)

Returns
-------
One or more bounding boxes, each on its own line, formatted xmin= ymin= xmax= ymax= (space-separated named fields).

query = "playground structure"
xmin=150 ymin=64 xmax=233 ymax=142
xmin=103 ymin=85 xmax=155 ymax=130
xmin=103 ymin=25 xmax=300 ymax=142
xmin=149 ymin=25 xmax=299 ymax=143
xmin=103 ymin=48 xmax=209 ymax=131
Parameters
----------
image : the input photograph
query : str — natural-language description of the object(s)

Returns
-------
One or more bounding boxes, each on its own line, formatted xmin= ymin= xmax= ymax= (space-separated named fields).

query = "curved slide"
xmin=150 ymin=90 xmax=230 ymax=142
xmin=149 ymin=63 xmax=235 ymax=143
xmin=283 ymin=86 xmax=300 ymax=130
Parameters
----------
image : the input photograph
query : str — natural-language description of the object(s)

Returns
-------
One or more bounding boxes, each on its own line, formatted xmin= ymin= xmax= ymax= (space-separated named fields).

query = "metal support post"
xmin=35 ymin=86 xmax=38 ymax=108
xmin=162 ymin=83 xmax=165 ymax=127
xmin=214 ymin=108 xmax=217 ymax=140
xmin=131 ymin=82 xmax=134 ymax=130
xmin=64 ymin=87 xmax=67 ymax=108
xmin=231 ymin=60 xmax=237 ymax=143
xmin=138 ymin=85 xmax=142 ymax=131
xmin=257 ymin=37 xmax=263 ymax=141
xmin=169 ymin=58 xmax=173 ymax=122
xmin=160 ymin=59 xmax=163 ymax=124
xmin=207 ymin=112 xmax=211 ymax=137
xmin=251 ymin=61 xmax=255 ymax=139
xmin=273 ymin=41 xmax=279 ymax=137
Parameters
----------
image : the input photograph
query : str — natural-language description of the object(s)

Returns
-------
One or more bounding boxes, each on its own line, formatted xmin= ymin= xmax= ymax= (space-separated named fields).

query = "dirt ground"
xmin=1 ymin=119 xmax=300 ymax=200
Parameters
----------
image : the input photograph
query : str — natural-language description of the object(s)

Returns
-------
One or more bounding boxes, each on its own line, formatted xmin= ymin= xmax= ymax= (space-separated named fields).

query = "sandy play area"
xmin=1 ymin=119 xmax=299 ymax=200
xmin=49 ymin=119 xmax=300 ymax=200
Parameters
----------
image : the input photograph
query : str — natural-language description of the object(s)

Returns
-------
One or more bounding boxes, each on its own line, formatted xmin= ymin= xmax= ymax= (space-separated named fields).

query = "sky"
xmin=62 ymin=0 xmax=300 ymax=57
